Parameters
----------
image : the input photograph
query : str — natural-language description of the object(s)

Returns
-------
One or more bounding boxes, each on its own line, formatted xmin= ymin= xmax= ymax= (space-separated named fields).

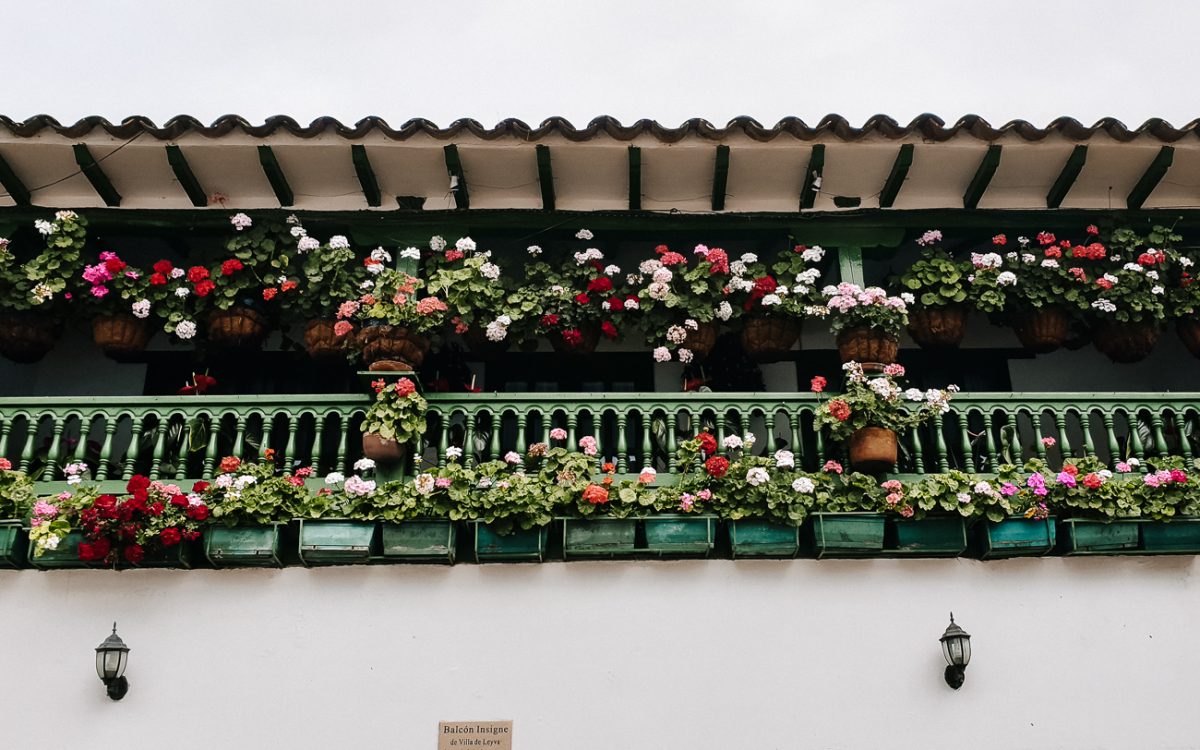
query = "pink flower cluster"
xmin=1144 ymin=469 xmax=1188 ymax=488
xmin=825 ymin=282 xmax=907 ymax=313
xmin=578 ymin=436 xmax=598 ymax=457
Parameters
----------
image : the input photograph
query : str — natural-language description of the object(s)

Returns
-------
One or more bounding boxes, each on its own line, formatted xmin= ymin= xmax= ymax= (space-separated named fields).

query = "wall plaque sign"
xmin=437 ymin=720 xmax=513 ymax=749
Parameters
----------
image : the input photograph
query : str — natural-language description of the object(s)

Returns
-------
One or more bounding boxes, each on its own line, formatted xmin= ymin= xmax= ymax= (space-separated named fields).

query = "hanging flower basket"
xmin=358 ymin=323 xmax=430 ymax=369
xmin=682 ymin=321 xmax=719 ymax=360
xmin=462 ymin=325 xmax=511 ymax=357
xmin=836 ymin=326 xmax=898 ymax=364
xmin=1092 ymin=320 xmax=1161 ymax=363
xmin=740 ymin=316 xmax=800 ymax=361
xmin=906 ymin=306 xmax=967 ymax=350
xmin=1062 ymin=320 xmax=1092 ymax=351
xmin=92 ymin=314 xmax=152 ymax=356
xmin=208 ymin=305 xmax=269 ymax=348
xmin=848 ymin=426 xmax=898 ymax=473
xmin=303 ymin=319 xmax=346 ymax=359
xmin=549 ymin=326 xmax=600 ymax=356
xmin=1011 ymin=307 xmax=1069 ymax=354
xmin=0 ymin=313 xmax=59 ymax=363
xmin=1178 ymin=319 xmax=1200 ymax=359
xmin=361 ymin=432 xmax=408 ymax=464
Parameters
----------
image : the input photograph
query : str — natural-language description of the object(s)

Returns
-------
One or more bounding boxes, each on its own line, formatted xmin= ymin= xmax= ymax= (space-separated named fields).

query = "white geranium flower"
xmin=527 ymin=245 xmax=542 ymax=256
xmin=716 ymin=301 xmax=733 ymax=321
xmin=740 ymin=253 xmax=758 ymax=264
xmin=746 ymin=467 xmax=770 ymax=486
xmin=429 ymin=236 xmax=447 ymax=251
xmin=371 ymin=247 xmax=394 ymax=263
xmin=298 ymin=236 xmax=320 ymax=252
xmin=677 ymin=348 xmax=694 ymax=363
xmin=229 ymin=213 xmax=252 ymax=231
xmin=455 ymin=237 xmax=476 ymax=252
xmin=175 ymin=320 xmax=197 ymax=339
xmin=445 ymin=446 xmax=463 ymax=460
xmin=996 ymin=271 xmax=1017 ymax=286
xmin=575 ymin=229 xmax=594 ymax=240
xmin=353 ymin=458 xmax=376 ymax=472
xmin=174 ymin=286 xmax=190 ymax=298
xmin=792 ymin=477 xmax=815 ymax=493
xmin=324 ymin=472 xmax=345 ymax=485
xmin=652 ymin=346 xmax=671 ymax=363
xmin=774 ymin=450 xmax=795 ymax=469
xmin=290 ymin=225 xmax=307 ymax=238
xmin=480 ymin=262 xmax=501 ymax=280
xmin=131 ymin=299 xmax=151 ymax=319
xmin=722 ymin=435 xmax=743 ymax=450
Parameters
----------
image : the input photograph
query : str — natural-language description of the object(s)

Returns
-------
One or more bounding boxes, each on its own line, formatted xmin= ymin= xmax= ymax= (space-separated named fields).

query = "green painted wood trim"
xmin=628 ymin=146 xmax=641 ymax=210
xmin=711 ymin=145 xmax=730 ymax=211
xmin=1046 ymin=145 xmax=1088 ymax=209
xmin=165 ymin=146 xmax=207 ymax=207
xmin=800 ymin=144 xmax=825 ymax=210
xmin=0 ymin=152 xmax=32 ymax=206
xmin=837 ymin=245 xmax=865 ymax=284
xmin=72 ymin=144 xmax=122 ymax=207
xmin=257 ymin=146 xmax=294 ymax=207
xmin=351 ymin=145 xmax=382 ymax=207
xmin=790 ymin=226 xmax=905 ymax=248
xmin=443 ymin=144 xmax=469 ymax=210
xmin=963 ymin=145 xmax=1002 ymax=209
xmin=1126 ymin=146 xmax=1174 ymax=210
xmin=535 ymin=144 xmax=555 ymax=211
xmin=878 ymin=144 xmax=914 ymax=209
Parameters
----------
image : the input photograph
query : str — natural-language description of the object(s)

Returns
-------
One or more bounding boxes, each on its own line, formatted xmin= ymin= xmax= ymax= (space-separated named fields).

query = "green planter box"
xmin=728 ymin=520 xmax=800 ymax=558
xmin=1061 ymin=519 xmax=1141 ymax=555
xmin=642 ymin=515 xmax=717 ymax=557
xmin=28 ymin=531 xmax=99 ymax=570
xmin=297 ymin=520 xmax=378 ymax=566
xmin=381 ymin=520 xmax=456 ymax=564
xmin=472 ymin=523 xmax=549 ymax=563
xmin=0 ymin=521 xmax=27 ymax=569
xmin=131 ymin=542 xmax=194 ymax=569
xmin=974 ymin=517 xmax=1056 ymax=559
xmin=888 ymin=517 xmax=969 ymax=557
xmin=205 ymin=525 xmax=285 ymax=568
xmin=806 ymin=513 xmax=886 ymax=558
xmin=562 ymin=518 xmax=637 ymax=559
xmin=1140 ymin=519 xmax=1200 ymax=554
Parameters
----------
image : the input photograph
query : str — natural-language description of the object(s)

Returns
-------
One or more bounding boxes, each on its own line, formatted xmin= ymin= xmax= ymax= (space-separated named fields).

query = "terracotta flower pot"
xmin=849 ymin=427 xmax=898 ymax=473
xmin=1092 ymin=320 xmax=1162 ymax=363
xmin=361 ymin=432 xmax=408 ymax=464
xmin=303 ymin=319 xmax=346 ymax=359
xmin=462 ymin=325 xmax=511 ymax=357
xmin=1012 ymin=307 xmax=1069 ymax=354
xmin=740 ymin=316 xmax=800 ymax=361
xmin=92 ymin=314 xmax=152 ymax=356
xmin=358 ymin=324 xmax=430 ymax=369
xmin=906 ymin=306 xmax=967 ymax=350
xmin=549 ymin=326 xmax=600 ymax=356
xmin=836 ymin=326 xmax=899 ymax=364
xmin=208 ymin=306 xmax=269 ymax=349
xmin=683 ymin=321 xmax=718 ymax=360
xmin=0 ymin=313 xmax=60 ymax=363
xmin=1179 ymin=319 xmax=1200 ymax=359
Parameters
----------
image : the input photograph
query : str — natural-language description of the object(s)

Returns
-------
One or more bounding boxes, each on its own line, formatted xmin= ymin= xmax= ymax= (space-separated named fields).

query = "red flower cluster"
xmin=705 ymin=248 xmax=729 ymax=275
xmin=1044 ymin=246 xmax=1063 ymax=259
xmin=582 ymin=483 xmax=610 ymax=505
xmin=587 ymin=277 xmax=613 ymax=294
xmin=1137 ymin=251 xmax=1164 ymax=266
xmin=1036 ymin=232 xmax=1057 ymax=246
xmin=660 ymin=251 xmax=687 ymax=266
xmin=76 ymin=475 xmax=207 ymax=565
xmin=601 ymin=321 xmax=619 ymax=340
xmin=395 ymin=377 xmax=417 ymax=397
xmin=744 ymin=276 xmax=778 ymax=310
xmin=695 ymin=432 xmax=718 ymax=456
xmin=540 ymin=313 xmax=559 ymax=327
xmin=561 ymin=328 xmax=583 ymax=346
xmin=828 ymin=399 xmax=851 ymax=422
xmin=811 ymin=376 xmax=827 ymax=393
xmin=1070 ymin=243 xmax=1106 ymax=260
xmin=221 ymin=259 xmax=244 ymax=276
xmin=705 ymin=456 xmax=730 ymax=478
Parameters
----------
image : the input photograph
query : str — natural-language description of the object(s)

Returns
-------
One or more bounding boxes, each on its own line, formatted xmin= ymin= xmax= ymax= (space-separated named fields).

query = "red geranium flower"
xmin=992 ymin=234 xmax=1007 ymax=246
xmin=187 ymin=266 xmax=209 ymax=283
xmin=582 ymin=483 xmax=610 ymax=505
xmin=574 ymin=293 xmax=591 ymax=305
xmin=148 ymin=502 xmax=164 ymax=516
xmin=540 ymin=313 xmax=559 ymax=327
xmin=1063 ymin=463 xmax=1079 ymax=476
xmin=122 ymin=544 xmax=145 ymax=564
xmin=828 ymin=399 xmax=851 ymax=421
xmin=280 ymin=280 xmax=298 ymax=292
xmin=194 ymin=279 xmax=216 ymax=297
xmin=561 ymin=328 xmax=583 ymax=346
xmin=660 ymin=251 xmax=686 ymax=266
xmin=219 ymin=456 xmax=241 ymax=473
xmin=126 ymin=475 xmax=150 ymax=494
xmin=159 ymin=528 xmax=182 ymax=547
xmin=811 ymin=376 xmax=827 ymax=393
xmin=103 ymin=257 xmax=127 ymax=275
xmin=1044 ymin=247 xmax=1062 ymax=259
xmin=149 ymin=273 xmax=167 ymax=286
xmin=1082 ymin=473 xmax=1102 ymax=489
xmin=262 ymin=288 xmax=278 ymax=301
xmin=704 ymin=456 xmax=730 ymax=478
xmin=606 ymin=296 xmax=625 ymax=311
xmin=170 ymin=494 xmax=189 ymax=507
xmin=152 ymin=260 xmax=174 ymax=275
xmin=601 ymin=321 xmax=618 ymax=340
xmin=1086 ymin=225 xmax=1099 ymax=235
xmin=221 ymin=259 xmax=244 ymax=275
xmin=587 ymin=277 xmax=613 ymax=294
xmin=654 ymin=244 xmax=670 ymax=255
xmin=444 ymin=249 xmax=464 ymax=262
xmin=695 ymin=432 xmax=717 ymax=455
xmin=192 ymin=481 xmax=209 ymax=493
xmin=186 ymin=504 xmax=209 ymax=521
xmin=705 ymin=248 xmax=729 ymax=275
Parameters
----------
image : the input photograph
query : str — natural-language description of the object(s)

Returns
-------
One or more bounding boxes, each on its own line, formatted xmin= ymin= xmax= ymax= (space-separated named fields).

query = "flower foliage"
xmin=362 ymin=377 xmax=429 ymax=444
xmin=0 ymin=211 xmax=88 ymax=313
xmin=813 ymin=362 xmax=957 ymax=441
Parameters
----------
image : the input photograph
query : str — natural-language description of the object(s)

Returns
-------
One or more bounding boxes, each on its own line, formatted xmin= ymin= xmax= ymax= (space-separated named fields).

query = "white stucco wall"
xmin=2 ymin=557 xmax=1197 ymax=750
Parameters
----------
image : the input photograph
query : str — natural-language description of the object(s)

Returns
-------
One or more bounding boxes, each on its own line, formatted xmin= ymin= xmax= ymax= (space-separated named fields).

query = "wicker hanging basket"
xmin=358 ymin=324 xmax=430 ymax=369
xmin=1092 ymin=320 xmax=1162 ymax=363
xmin=906 ymin=306 xmax=967 ymax=350
xmin=1178 ymin=319 xmax=1200 ymax=360
xmin=682 ymin=321 xmax=719 ymax=360
xmin=739 ymin=316 xmax=800 ymax=361
xmin=361 ymin=432 xmax=409 ymax=464
xmin=208 ymin=306 xmax=270 ymax=349
xmin=836 ymin=327 xmax=899 ymax=364
xmin=0 ymin=313 xmax=59 ymax=363
xmin=1011 ymin=307 xmax=1069 ymax=354
xmin=92 ymin=314 xmax=152 ymax=356
xmin=303 ymin=319 xmax=347 ymax=359
xmin=849 ymin=427 xmax=898 ymax=473
xmin=549 ymin=326 xmax=600 ymax=356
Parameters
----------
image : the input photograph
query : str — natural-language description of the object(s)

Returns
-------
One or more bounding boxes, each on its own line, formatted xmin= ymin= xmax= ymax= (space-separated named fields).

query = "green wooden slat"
xmin=72 ymin=144 xmax=122 ymax=206
xmin=711 ymin=145 xmax=730 ymax=211
xmin=628 ymin=146 xmax=641 ymax=210
xmin=0 ymin=152 xmax=31 ymax=206
xmin=800 ymin=144 xmax=825 ymax=210
xmin=257 ymin=145 xmax=294 ymax=207
xmin=1126 ymin=146 xmax=1174 ymax=210
xmin=165 ymin=146 xmax=207 ymax=207
xmin=443 ymin=144 xmax=469 ymax=210
xmin=1046 ymin=145 xmax=1088 ymax=209
xmin=879 ymin=144 xmax=914 ymax=208
xmin=535 ymin=144 xmax=555 ymax=211
xmin=351 ymin=145 xmax=382 ymax=207
xmin=837 ymin=246 xmax=865 ymax=285
xmin=963 ymin=145 xmax=1002 ymax=209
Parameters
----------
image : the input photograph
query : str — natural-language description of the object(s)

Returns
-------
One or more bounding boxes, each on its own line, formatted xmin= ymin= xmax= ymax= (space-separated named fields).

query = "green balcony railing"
xmin=1 ymin=392 xmax=1197 ymax=489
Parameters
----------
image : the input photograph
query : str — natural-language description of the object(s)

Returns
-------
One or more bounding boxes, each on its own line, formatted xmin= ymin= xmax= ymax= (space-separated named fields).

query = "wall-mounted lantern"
xmin=940 ymin=613 xmax=971 ymax=689
xmin=95 ymin=623 xmax=130 ymax=701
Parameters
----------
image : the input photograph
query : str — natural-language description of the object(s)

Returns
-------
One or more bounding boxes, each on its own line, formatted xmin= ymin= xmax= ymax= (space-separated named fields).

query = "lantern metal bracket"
xmin=944 ymin=664 xmax=966 ymax=690
xmin=104 ymin=676 xmax=129 ymax=701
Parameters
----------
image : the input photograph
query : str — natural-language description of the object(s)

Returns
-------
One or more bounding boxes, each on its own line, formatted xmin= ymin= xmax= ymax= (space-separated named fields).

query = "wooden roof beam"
xmin=878 ymin=144 xmax=914 ymax=208
xmin=73 ymin=144 xmax=122 ymax=206
xmin=628 ymin=146 xmax=641 ymax=210
xmin=535 ymin=144 xmax=555 ymax=211
xmin=711 ymin=145 xmax=730 ymax=211
xmin=0 ymin=152 xmax=31 ymax=206
xmin=1126 ymin=146 xmax=1174 ymax=210
xmin=800 ymin=145 xmax=825 ymax=210
xmin=443 ymin=145 xmax=469 ymax=210
xmin=257 ymin=146 xmax=294 ymax=207
xmin=1046 ymin=145 xmax=1088 ymax=209
xmin=165 ymin=146 xmax=207 ymax=207
xmin=351 ymin=145 xmax=382 ymax=207
xmin=962 ymin=145 xmax=1002 ymax=209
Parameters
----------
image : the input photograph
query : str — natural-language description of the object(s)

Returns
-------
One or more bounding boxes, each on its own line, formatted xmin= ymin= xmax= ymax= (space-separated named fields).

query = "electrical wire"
xmin=0 ymin=132 xmax=145 ymax=199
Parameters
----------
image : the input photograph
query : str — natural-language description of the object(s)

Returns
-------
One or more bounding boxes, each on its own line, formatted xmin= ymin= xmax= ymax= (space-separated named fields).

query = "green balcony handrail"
xmin=1 ymin=392 xmax=1197 ymax=487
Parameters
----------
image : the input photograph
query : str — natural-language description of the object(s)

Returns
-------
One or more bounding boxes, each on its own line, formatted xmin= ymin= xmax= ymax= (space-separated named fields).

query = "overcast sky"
xmin=3 ymin=1 xmax=1197 ymax=129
